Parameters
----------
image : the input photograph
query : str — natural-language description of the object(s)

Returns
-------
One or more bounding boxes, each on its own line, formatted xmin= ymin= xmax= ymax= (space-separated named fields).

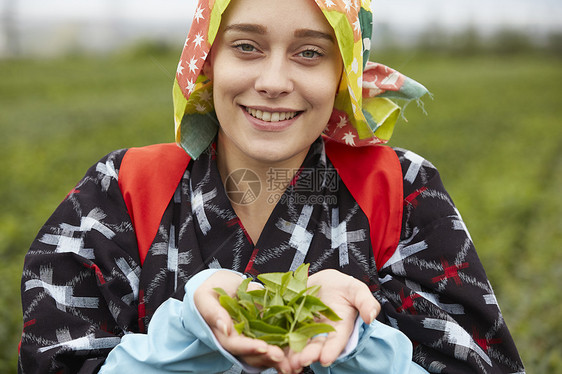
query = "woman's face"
xmin=204 ymin=0 xmax=343 ymax=167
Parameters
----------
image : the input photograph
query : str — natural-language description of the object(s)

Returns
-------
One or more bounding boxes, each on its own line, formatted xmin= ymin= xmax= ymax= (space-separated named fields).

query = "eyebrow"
xmin=223 ymin=23 xmax=335 ymax=43
xmin=223 ymin=23 xmax=267 ymax=34
xmin=294 ymin=29 xmax=335 ymax=43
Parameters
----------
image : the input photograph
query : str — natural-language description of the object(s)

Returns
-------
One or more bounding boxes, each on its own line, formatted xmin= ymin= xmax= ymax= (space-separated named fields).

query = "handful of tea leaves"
xmin=214 ymin=263 xmax=341 ymax=352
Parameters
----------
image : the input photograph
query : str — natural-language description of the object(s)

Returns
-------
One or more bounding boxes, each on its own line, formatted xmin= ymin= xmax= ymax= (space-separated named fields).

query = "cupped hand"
xmin=194 ymin=270 xmax=300 ymax=374
xmin=288 ymin=269 xmax=381 ymax=370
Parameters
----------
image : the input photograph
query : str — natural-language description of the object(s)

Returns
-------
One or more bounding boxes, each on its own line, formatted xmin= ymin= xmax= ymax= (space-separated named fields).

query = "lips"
xmin=244 ymin=107 xmax=299 ymax=122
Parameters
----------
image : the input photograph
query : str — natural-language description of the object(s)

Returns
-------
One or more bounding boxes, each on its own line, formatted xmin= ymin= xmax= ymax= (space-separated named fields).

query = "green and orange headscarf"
xmin=173 ymin=0 xmax=429 ymax=159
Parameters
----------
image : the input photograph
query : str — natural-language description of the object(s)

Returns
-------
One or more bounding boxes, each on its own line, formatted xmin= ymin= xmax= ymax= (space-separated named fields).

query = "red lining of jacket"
xmin=118 ymin=142 xmax=403 ymax=270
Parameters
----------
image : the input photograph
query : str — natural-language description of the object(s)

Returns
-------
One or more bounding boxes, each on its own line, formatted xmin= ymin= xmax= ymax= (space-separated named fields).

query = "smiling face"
xmin=204 ymin=0 xmax=343 ymax=169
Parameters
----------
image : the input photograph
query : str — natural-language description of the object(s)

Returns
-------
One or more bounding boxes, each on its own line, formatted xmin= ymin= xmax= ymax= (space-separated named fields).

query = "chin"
xmin=247 ymin=143 xmax=304 ymax=165
xmin=251 ymin=149 xmax=294 ymax=163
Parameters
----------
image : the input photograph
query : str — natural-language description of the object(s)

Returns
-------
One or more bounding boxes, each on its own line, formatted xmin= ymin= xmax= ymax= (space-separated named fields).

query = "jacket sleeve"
xmin=311 ymin=318 xmax=428 ymax=374
xmin=374 ymin=149 xmax=525 ymax=373
xmin=19 ymin=149 xmax=142 ymax=374
xmin=100 ymin=269 xmax=427 ymax=374
xmin=100 ymin=268 xmax=429 ymax=374
xmin=99 ymin=269 xmax=256 ymax=374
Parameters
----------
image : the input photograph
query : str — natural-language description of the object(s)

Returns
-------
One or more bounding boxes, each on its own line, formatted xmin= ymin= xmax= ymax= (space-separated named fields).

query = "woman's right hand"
xmin=194 ymin=270 xmax=300 ymax=374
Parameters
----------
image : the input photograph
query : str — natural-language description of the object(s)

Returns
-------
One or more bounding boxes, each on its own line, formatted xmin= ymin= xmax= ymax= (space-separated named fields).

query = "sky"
xmin=1 ymin=0 xmax=561 ymax=56
xmin=6 ymin=0 xmax=559 ymax=27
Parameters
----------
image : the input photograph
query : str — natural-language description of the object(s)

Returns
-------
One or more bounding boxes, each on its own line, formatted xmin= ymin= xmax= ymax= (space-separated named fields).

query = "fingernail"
xmin=256 ymin=346 xmax=267 ymax=354
xmin=321 ymin=361 xmax=333 ymax=368
xmin=216 ymin=319 xmax=228 ymax=336
xmin=271 ymin=354 xmax=283 ymax=362
xmin=303 ymin=360 xmax=312 ymax=367
xmin=369 ymin=310 xmax=376 ymax=323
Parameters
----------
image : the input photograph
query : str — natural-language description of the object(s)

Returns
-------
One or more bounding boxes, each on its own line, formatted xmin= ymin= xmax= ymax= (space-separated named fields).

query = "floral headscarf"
xmin=173 ymin=0 xmax=429 ymax=159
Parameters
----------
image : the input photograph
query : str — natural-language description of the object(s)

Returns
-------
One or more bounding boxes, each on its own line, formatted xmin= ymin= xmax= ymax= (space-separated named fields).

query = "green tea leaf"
xmin=247 ymin=289 xmax=266 ymax=298
xmin=236 ymin=277 xmax=252 ymax=301
xmin=249 ymin=320 xmax=288 ymax=335
xmin=293 ymin=263 xmax=309 ymax=285
xmin=247 ymin=289 xmax=266 ymax=308
xmin=303 ymin=295 xmax=342 ymax=322
xmin=237 ymin=311 xmax=253 ymax=337
xmin=213 ymin=287 xmax=229 ymax=297
xmin=288 ymin=332 xmax=308 ymax=352
xmin=215 ymin=264 xmax=341 ymax=352
xmin=238 ymin=299 xmax=259 ymax=318
xmin=258 ymin=272 xmax=284 ymax=291
xmin=285 ymin=264 xmax=309 ymax=299
xmin=218 ymin=294 xmax=241 ymax=317
xmin=270 ymin=291 xmax=284 ymax=307
xmin=286 ymin=288 xmax=309 ymax=306
xmin=318 ymin=306 xmax=342 ymax=322
xmin=305 ymin=284 xmax=321 ymax=297
xmin=294 ymin=323 xmax=335 ymax=338
xmin=257 ymin=334 xmax=287 ymax=346
xmin=293 ymin=296 xmax=315 ymax=323
xmin=234 ymin=321 xmax=246 ymax=335
xmin=279 ymin=271 xmax=293 ymax=296
xmin=262 ymin=305 xmax=292 ymax=321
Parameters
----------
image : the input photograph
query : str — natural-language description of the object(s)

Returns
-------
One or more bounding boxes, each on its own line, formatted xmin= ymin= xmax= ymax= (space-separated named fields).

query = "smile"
xmin=244 ymin=107 xmax=299 ymax=122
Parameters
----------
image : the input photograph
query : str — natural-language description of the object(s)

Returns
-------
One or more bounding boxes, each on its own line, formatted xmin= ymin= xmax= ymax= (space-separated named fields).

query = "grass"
xmin=1 ymin=46 xmax=561 ymax=373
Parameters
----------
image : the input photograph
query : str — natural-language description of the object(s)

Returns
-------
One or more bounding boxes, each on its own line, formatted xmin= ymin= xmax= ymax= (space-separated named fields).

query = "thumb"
xmin=349 ymin=281 xmax=380 ymax=324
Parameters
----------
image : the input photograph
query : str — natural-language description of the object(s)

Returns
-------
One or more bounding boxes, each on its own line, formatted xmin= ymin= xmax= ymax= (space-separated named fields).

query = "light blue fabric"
xmin=100 ymin=269 xmax=255 ymax=373
xmin=311 ymin=319 xmax=428 ymax=374
xmin=99 ymin=269 xmax=429 ymax=374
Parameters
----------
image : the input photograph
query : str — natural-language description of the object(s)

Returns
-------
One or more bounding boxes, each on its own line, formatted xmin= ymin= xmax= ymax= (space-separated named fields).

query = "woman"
xmin=19 ymin=0 xmax=524 ymax=373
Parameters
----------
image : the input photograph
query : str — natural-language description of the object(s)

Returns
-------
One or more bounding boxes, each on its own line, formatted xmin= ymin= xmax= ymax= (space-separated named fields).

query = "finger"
xmin=318 ymin=332 xmax=345 ymax=367
xmin=347 ymin=281 xmax=381 ymax=324
xmin=214 ymin=327 xmax=289 ymax=368
xmin=241 ymin=344 xmax=290 ymax=372
xmin=196 ymin=293 xmax=236 ymax=336
xmin=213 ymin=322 xmax=296 ymax=374
xmin=316 ymin=315 xmax=358 ymax=367
xmin=194 ymin=271 xmax=246 ymax=335
xmin=218 ymin=333 xmax=269 ymax=356
xmin=247 ymin=281 xmax=264 ymax=292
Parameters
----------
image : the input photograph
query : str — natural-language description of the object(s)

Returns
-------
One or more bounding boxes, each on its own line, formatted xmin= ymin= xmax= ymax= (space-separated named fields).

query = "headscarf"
xmin=173 ymin=0 xmax=429 ymax=159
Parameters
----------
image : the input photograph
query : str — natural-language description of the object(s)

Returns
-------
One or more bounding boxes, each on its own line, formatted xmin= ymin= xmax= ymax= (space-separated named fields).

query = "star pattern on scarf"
xmin=193 ymin=5 xmax=204 ymax=23
xmin=342 ymin=131 xmax=356 ymax=146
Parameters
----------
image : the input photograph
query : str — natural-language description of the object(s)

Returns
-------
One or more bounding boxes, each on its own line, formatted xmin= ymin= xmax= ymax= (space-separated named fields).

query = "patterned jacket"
xmin=19 ymin=139 xmax=524 ymax=373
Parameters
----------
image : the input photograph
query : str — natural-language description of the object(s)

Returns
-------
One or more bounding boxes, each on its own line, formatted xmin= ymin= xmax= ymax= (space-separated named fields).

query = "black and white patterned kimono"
xmin=19 ymin=139 xmax=524 ymax=373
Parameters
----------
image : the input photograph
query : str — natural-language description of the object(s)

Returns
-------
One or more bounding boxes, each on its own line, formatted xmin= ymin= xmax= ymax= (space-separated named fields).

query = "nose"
xmin=254 ymin=53 xmax=294 ymax=98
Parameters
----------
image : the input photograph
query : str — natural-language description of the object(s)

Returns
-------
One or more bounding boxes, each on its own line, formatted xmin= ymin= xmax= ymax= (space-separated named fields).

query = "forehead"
xmin=220 ymin=0 xmax=334 ymax=36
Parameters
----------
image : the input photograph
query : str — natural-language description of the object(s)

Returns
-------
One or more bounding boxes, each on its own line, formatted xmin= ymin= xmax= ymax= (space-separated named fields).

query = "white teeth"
xmin=246 ymin=107 xmax=297 ymax=122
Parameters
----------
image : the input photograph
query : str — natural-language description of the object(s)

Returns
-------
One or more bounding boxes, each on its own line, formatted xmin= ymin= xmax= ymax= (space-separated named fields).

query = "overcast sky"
xmin=6 ymin=0 xmax=560 ymax=27
xmin=2 ymin=0 xmax=561 ymax=55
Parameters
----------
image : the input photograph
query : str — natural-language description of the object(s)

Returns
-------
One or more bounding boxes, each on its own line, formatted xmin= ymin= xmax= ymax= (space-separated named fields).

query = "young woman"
xmin=19 ymin=0 xmax=524 ymax=373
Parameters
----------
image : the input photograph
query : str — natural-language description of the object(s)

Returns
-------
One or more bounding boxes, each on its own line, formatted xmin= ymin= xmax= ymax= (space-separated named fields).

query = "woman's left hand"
xmin=288 ymin=269 xmax=381 ymax=370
